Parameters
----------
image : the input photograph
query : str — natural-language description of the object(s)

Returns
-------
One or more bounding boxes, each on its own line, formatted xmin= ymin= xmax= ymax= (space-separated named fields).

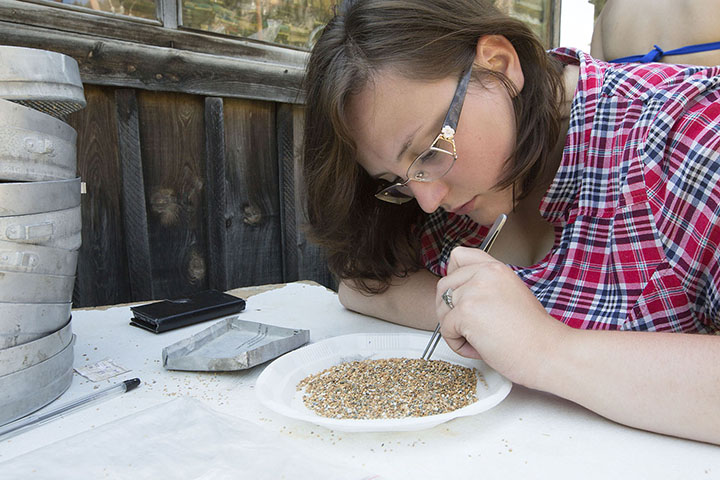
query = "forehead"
xmin=345 ymin=69 xmax=455 ymax=173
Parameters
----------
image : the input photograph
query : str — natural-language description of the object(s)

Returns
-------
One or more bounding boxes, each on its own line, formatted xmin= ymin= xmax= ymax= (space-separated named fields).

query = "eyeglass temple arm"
xmin=441 ymin=65 xmax=473 ymax=135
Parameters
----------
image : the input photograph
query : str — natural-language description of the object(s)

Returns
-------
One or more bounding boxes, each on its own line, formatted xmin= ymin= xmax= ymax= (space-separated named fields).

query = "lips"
xmin=450 ymin=196 xmax=477 ymax=216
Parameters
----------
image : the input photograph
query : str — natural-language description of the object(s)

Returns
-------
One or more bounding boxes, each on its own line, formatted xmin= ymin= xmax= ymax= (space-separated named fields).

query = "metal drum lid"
xmin=0 ymin=270 xmax=76 ymax=303
xmin=0 ymin=99 xmax=77 ymax=182
xmin=0 ymin=240 xmax=78 ymax=276
xmin=0 ymin=319 xmax=72 ymax=376
xmin=0 ymin=335 xmax=74 ymax=426
xmin=0 ymin=205 xmax=82 ymax=250
xmin=0 ymin=177 xmax=81 ymax=217
xmin=0 ymin=302 xmax=72 ymax=349
xmin=0 ymin=46 xmax=86 ymax=117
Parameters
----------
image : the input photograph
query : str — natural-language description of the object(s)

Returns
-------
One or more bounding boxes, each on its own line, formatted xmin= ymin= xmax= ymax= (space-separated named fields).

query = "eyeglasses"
xmin=374 ymin=65 xmax=473 ymax=204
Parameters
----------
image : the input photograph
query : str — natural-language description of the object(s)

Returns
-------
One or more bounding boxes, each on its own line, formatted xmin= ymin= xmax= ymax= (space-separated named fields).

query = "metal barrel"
xmin=0 ymin=320 xmax=72 ymax=376
xmin=0 ymin=46 xmax=86 ymax=117
xmin=0 ymin=240 xmax=78 ymax=276
xmin=0 ymin=336 xmax=75 ymax=426
xmin=0 ymin=99 xmax=77 ymax=182
xmin=0 ymin=270 xmax=76 ymax=303
xmin=0 ymin=205 xmax=82 ymax=250
xmin=0 ymin=302 xmax=72 ymax=349
xmin=0 ymin=45 xmax=84 ymax=430
xmin=0 ymin=177 xmax=81 ymax=217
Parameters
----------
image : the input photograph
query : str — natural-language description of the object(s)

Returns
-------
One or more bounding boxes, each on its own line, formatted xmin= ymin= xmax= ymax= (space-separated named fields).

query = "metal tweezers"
xmin=421 ymin=213 xmax=507 ymax=361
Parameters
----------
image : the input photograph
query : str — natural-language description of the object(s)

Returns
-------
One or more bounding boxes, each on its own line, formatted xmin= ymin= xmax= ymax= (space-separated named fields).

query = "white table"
xmin=1 ymin=282 xmax=718 ymax=478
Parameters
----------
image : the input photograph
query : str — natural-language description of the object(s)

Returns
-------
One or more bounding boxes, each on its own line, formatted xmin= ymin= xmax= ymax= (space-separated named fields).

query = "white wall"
xmin=559 ymin=0 xmax=596 ymax=52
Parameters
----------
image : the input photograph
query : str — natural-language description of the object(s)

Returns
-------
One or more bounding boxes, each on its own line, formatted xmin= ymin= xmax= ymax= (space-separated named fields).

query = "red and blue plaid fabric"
xmin=419 ymin=48 xmax=720 ymax=332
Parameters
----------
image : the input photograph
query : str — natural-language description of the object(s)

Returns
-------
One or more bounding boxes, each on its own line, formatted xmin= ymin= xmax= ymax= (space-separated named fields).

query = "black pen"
xmin=0 ymin=378 xmax=141 ymax=440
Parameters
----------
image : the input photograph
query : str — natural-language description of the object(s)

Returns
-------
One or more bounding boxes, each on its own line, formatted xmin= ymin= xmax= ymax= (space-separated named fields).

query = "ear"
xmin=474 ymin=35 xmax=525 ymax=94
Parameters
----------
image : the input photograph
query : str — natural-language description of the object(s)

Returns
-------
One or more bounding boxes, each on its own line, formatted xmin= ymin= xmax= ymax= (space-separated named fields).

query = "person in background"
xmin=591 ymin=0 xmax=720 ymax=64
xmin=301 ymin=0 xmax=720 ymax=444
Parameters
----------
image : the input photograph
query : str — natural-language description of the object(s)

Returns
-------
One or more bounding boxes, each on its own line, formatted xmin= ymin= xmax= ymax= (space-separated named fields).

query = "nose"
xmin=409 ymin=181 xmax=448 ymax=213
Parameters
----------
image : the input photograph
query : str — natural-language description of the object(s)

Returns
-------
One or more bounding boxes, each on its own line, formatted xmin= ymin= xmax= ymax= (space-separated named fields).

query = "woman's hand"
xmin=436 ymin=246 xmax=568 ymax=387
xmin=436 ymin=246 xmax=720 ymax=444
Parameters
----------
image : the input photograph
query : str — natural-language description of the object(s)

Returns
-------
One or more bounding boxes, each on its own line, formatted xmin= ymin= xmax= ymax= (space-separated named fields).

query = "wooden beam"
xmin=0 ymin=1 xmax=307 ymax=65
xmin=0 ymin=2 xmax=307 ymax=103
xmin=136 ymin=90 xmax=208 ymax=299
xmin=115 ymin=88 xmax=155 ymax=300
xmin=223 ymin=98 xmax=283 ymax=287
xmin=204 ymin=97 xmax=229 ymax=291
xmin=277 ymin=103 xmax=298 ymax=282
xmin=282 ymin=105 xmax=335 ymax=289
xmin=68 ymin=85 xmax=133 ymax=307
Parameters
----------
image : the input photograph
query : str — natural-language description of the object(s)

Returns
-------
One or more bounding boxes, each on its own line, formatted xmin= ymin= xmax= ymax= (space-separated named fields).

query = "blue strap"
xmin=610 ymin=41 xmax=720 ymax=63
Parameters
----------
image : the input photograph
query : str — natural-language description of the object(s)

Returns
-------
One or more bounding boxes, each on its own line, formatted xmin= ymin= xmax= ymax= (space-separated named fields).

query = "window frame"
xmin=0 ymin=0 xmax=310 ymax=103
xmin=0 ymin=0 xmax=560 ymax=104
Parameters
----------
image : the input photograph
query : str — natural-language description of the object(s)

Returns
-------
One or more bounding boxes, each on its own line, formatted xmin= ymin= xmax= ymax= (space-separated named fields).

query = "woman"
xmin=302 ymin=0 xmax=720 ymax=444
xmin=591 ymin=0 xmax=720 ymax=65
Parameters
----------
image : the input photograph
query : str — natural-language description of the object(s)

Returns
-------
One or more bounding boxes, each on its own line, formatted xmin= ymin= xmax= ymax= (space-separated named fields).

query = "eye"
xmin=375 ymin=176 xmax=401 ymax=189
xmin=415 ymin=148 xmax=441 ymax=165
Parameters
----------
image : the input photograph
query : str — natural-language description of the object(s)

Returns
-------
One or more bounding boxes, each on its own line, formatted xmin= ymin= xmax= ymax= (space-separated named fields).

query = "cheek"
xmin=453 ymin=132 xmax=513 ymax=189
xmin=454 ymin=100 xmax=516 ymax=185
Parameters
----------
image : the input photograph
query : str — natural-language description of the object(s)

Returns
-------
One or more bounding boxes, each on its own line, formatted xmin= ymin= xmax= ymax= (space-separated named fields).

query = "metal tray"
xmin=0 ymin=270 xmax=76 ymax=303
xmin=0 ymin=178 xmax=81 ymax=217
xmin=162 ymin=316 xmax=310 ymax=372
xmin=0 ymin=240 xmax=78 ymax=276
xmin=0 ymin=335 xmax=74 ymax=426
xmin=0 ymin=303 xmax=72 ymax=349
xmin=0 ymin=319 xmax=72 ymax=376
xmin=0 ymin=98 xmax=77 ymax=182
xmin=0 ymin=46 xmax=86 ymax=118
xmin=0 ymin=205 xmax=82 ymax=250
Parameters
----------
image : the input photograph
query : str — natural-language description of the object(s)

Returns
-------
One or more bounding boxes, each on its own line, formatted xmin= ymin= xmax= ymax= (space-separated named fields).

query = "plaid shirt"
xmin=419 ymin=48 xmax=720 ymax=333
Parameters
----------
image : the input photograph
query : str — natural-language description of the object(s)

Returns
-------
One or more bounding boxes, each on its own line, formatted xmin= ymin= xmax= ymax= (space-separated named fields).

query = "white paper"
xmin=74 ymin=358 xmax=129 ymax=381
xmin=0 ymin=397 xmax=381 ymax=480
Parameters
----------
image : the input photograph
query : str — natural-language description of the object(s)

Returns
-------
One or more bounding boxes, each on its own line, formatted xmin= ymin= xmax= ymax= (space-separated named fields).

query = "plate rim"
xmin=256 ymin=332 xmax=512 ymax=432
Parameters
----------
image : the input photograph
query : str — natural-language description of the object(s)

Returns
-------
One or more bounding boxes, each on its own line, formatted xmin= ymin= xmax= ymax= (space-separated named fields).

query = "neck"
xmin=489 ymin=67 xmax=577 ymax=267
xmin=491 ymin=195 xmax=555 ymax=266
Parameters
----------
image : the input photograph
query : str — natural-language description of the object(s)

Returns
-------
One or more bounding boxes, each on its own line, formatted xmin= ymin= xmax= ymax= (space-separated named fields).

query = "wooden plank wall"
xmin=2 ymin=0 xmax=560 ymax=308
xmin=68 ymin=84 xmax=333 ymax=308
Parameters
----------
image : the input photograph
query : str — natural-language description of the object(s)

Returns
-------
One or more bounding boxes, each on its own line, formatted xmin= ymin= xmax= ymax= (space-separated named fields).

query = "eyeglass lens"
xmin=374 ymin=137 xmax=456 ymax=203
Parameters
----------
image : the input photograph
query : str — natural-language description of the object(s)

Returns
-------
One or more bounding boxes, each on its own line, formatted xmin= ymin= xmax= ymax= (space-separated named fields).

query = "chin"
xmin=468 ymin=207 xmax=511 ymax=226
xmin=467 ymin=211 xmax=494 ymax=225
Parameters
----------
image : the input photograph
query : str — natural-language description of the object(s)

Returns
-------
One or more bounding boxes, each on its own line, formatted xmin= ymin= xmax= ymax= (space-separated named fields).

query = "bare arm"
xmin=589 ymin=6 xmax=606 ymax=60
xmin=541 ymin=328 xmax=720 ymax=444
xmin=437 ymin=246 xmax=720 ymax=445
xmin=338 ymin=269 xmax=440 ymax=331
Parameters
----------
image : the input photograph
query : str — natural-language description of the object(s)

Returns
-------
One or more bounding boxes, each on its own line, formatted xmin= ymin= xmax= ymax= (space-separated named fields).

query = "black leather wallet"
xmin=129 ymin=290 xmax=246 ymax=333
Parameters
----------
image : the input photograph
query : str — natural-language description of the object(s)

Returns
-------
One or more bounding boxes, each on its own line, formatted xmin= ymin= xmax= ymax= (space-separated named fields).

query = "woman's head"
xmin=302 ymin=0 xmax=564 ymax=291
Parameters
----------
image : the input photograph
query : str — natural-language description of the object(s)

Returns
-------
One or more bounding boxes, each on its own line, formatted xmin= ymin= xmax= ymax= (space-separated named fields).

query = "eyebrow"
xmin=396 ymin=125 xmax=422 ymax=162
xmin=396 ymin=136 xmax=413 ymax=162
xmin=368 ymin=127 xmax=423 ymax=180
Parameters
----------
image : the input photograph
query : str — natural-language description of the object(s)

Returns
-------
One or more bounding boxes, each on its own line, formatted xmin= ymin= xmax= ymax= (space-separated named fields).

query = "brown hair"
xmin=302 ymin=0 xmax=564 ymax=293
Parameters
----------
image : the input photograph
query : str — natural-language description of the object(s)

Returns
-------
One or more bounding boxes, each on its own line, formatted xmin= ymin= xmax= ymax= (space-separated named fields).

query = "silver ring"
xmin=442 ymin=287 xmax=455 ymax=309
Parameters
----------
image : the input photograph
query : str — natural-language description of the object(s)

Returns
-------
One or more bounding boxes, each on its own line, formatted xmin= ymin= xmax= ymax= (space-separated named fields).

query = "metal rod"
xmin=0 ymin=378 xmax=141 ymax=440
xmin=421 ymin=323 xmax=442 ymax=360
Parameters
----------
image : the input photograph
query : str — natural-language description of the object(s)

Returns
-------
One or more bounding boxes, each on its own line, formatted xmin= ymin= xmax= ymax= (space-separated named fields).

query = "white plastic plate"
xmin=256 ymin=333 xmax=512 ymax=432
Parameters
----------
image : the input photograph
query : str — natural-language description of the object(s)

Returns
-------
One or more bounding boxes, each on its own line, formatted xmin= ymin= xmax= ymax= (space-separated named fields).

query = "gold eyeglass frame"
xmin=373 ymin=65 xmax=473 ymax=205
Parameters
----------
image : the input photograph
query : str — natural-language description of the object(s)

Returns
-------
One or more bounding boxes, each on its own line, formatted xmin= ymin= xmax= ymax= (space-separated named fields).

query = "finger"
xmin=437 ymin=260 xmax=501 ymax=304
xmin=435 ymin=268 xmax=474 ymax=317
xmin=440 ymin=312 xmax=480 ymax=358
xmin=438 ymin=285 xmax=455 ymax=312
xmin=446 ymin=245 xmax=498 ymax=275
